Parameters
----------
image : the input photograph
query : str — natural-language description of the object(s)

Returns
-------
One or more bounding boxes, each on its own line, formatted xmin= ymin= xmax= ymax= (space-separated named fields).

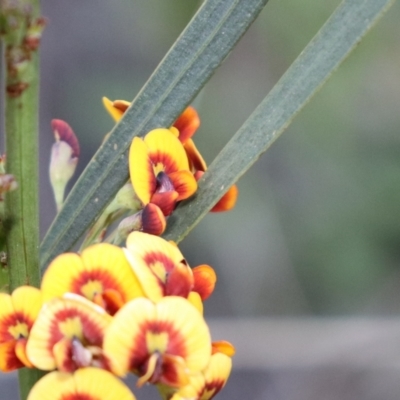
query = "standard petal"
xmin=41 ymin=245 xmax=143 ymax=314
xmin=41 ymin=253 xmax=85 ymax=302
xmin=11 ymin=286 xmax=42 ymax=323
xmin=129 ymin=136 xmax=157 ymax=205
xmin=156 ymin=297 xmax=211 ymax=373
xmin=28 ymin=368 xmax=136 ymax=400
xmin=144 ymin=129 xmax=190 ymax=173
xmin=103 ymin=297 xmax=157 ymax=376
xmin=26 ymin=296 xmax=111 ymax=371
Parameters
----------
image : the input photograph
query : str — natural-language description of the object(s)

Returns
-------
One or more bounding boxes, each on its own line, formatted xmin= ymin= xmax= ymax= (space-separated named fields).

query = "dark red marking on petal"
xmin=149 ymin=150 xmax=180 ymax=175
xmin=0 ymin=312 xmax=33 ymax=342
xmin=0 ymin=340 xmax=24 ymax=372
xmin=51 ymin=119 xmax=80 ymax=158
xmin=128 ymin=320 xmax=187 ymax=373
xmin=61 ymin=393 xmax=97 ymax=400
xmin=70 ymin=269 xmax=127 ymax=303
xmin=143 ymin=252 xmax=179 ymax=276
xmin=199 ymin=379 xmax=227 ymax=400
xmin=48 ymin=307 xmax=105 ymax=353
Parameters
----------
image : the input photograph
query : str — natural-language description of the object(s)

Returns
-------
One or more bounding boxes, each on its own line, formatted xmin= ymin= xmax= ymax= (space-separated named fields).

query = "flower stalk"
xmin=1 ymin=0 xmax=45 ymax=398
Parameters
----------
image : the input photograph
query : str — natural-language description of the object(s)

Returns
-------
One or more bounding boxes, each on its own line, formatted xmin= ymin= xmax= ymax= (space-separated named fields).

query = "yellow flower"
xmin=26 ymin=294 xmax=111 ymax=372
xmin=41 ymin=243 xmax=144 ymax=315
xmin=27 ymin=367 xmax=136 ymax=400
xmin=103 ymin=296 xmax=211 ymax=388
xmin=0 ymin=286 xmax=42 ymax=372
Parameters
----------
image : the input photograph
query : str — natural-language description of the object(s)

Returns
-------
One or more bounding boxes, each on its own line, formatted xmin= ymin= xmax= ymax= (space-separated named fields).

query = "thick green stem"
xmin=5 ymin=55 xmax=40 ymax=290
xmin=2 ymin=0 xmax=44 ymax=398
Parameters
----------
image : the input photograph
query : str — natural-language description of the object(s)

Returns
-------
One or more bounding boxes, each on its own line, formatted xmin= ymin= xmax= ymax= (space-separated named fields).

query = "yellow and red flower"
xmin=103 ymin=296 xmax=211 ymax=388
xmin=124 ymin=232 xmax=216 ymax=305
xmin=41 ymin=243 xmax=143 ymax=315
xmin=172 ymin=109 xmax=238 ymax=213
xmin=27 ymin=367 xmax=136 ymax=400
xmin=0 ymin=286 xmax=42 ymax=372
xmin=164 ymin=341 xmax=235 ymax=400
xmin=103 ymin=97 xmax=238 ymax=214
xmin=129 ymin=127 xmax=197 ymax=217
xmin=26 ymin=294 xmax=112 ymax=372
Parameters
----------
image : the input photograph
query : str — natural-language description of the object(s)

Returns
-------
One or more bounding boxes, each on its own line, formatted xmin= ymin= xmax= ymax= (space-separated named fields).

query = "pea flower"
xmin=161 ymin=341 xmax=235 ymax=400
xmin=124 ymin=232 xmax=216 ymax=308
xmin=26 ymin=294 xmax=112 ymax=372
xmin=0 ymin=286 xmax=42 ymax=372
xmin=103 ymin=296 xmax=211 ymax=388
xmin=27 ymin=367 xmax=136 ymax=400
xmin=103 ymin=97 xmax=238 ymax=213
xmin=41 ymin=243 xmax=144 ymax=315
xmin=129 ymin=127 xmax=197 ymax=217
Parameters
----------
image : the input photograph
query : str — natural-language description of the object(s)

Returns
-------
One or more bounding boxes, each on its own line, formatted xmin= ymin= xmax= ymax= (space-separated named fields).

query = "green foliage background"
xmin=39 ymin=0 xmax=400 ymax=316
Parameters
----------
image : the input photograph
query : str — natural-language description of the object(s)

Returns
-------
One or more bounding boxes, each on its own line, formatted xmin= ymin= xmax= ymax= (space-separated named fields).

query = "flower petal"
xmin=28 ymin=368 xmax=136 ymax=400
xmin=51 ymin=119 xmax=80 ymax=158
xmin=41 ymin=244 xmax=143 ymax=314
xmin=11 ymin=286 xmax=42 ymax=323
xmin=129 ymin=136 xmax=156 ymax=205
xmin=0 ymin=340 xmax=23 ymax=372
xmin=104 ymin=297 xmax=211 ymax=381
xmin=125 ymin=232 xmax=192 ymax=301
xmin=192 ymin=265 xmax=217 ymax=301
xmin=144 ymin=129 xmax=190 ymax=173
xmin=211 ymin=184 xmax=238 ymax=212
xmin=173 ymin=106 xmax=200 ymax=143
xmin=150 ymin=190 xmax=179 ymax=216
xmin=168 ymin=170 xmax=197 ymax=201
xmin=102 ymin=97 xmax=129 ymax=123
xmin=184 ymin=139 xmax=207 ymax=172
xmin=211 ymin=341 xmax=235 ymax=357
xmin=26 ymin=296 xmax=111 ymax=371
xmin=141 ymin=203 xmax=167 ymax=235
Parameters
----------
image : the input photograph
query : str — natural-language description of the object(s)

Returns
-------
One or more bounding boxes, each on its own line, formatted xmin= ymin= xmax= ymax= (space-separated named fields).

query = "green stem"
xmin=2 ymin=0 xmax=44 ymax=398
xmin=5 ymin=56 xmax=40 ymax=290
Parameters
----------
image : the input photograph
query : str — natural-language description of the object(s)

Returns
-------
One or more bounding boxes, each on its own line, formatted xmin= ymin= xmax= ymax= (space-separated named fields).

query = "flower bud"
xmin=49 ymin=120 xmax=80 ymax=211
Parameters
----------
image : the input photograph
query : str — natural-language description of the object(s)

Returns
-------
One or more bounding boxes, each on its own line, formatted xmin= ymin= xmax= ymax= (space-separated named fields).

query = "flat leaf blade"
xmin=164 ymin=0 xmax=395 ymax=242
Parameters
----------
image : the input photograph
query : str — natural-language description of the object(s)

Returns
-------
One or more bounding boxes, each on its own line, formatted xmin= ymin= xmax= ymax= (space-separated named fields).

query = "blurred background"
xmin=5 ymin=0 xmax=400 ymax=399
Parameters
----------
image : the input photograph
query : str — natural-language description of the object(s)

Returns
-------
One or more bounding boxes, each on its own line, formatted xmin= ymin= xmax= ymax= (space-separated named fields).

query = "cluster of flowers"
xmin=0 ymin=102 xmax=237 ymax=400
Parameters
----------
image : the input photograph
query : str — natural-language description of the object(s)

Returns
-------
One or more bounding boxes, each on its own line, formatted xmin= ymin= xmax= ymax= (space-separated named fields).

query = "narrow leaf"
xmin=40 ymin=0 xmax=269 ymax=272
xmin=164 ymin=0 xmax=395 ymax=242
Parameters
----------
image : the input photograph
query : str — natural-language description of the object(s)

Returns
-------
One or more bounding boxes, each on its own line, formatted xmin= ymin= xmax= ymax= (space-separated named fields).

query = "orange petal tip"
xmin=211 ymin=184 xmax=238 ymax=212
xmin=173 ymin=107 xmax=200 ymax=143
xmin=192 ymin=265 xmax=217 ymax=301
